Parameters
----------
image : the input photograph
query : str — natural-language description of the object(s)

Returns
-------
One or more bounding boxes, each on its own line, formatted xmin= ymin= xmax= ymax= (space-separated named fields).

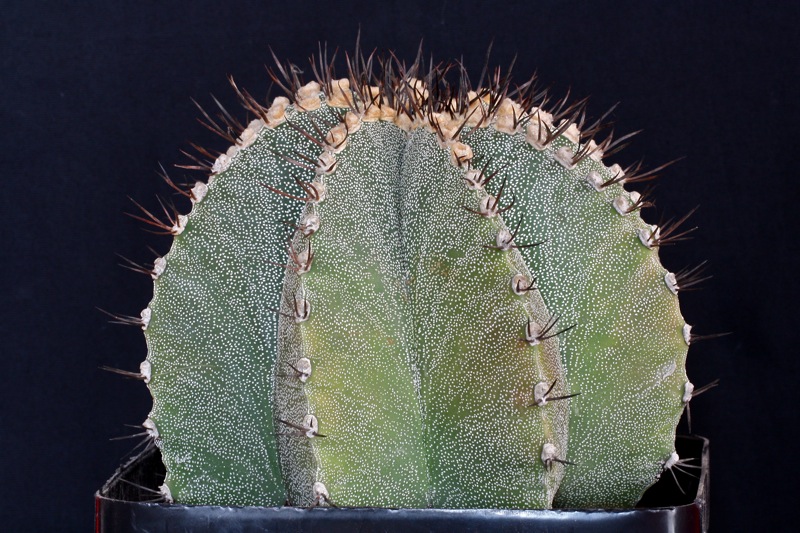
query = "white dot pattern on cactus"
xmin=145 ymin=112 xmax=327 ymax=505
xmin=464 ymin=126 xmax=687 ymax=505
xmin=140 ymin=59 xmax=689 ymax=510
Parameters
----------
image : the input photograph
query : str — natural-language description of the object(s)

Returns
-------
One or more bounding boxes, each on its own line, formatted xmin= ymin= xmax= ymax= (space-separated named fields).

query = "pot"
xmin=96 ymin=435 xmax=709 ymax=532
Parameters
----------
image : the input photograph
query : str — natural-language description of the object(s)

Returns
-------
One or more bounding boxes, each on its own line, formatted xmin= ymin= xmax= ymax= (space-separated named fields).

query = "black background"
xmin=2 ymin=1 xmax=797 ymax=530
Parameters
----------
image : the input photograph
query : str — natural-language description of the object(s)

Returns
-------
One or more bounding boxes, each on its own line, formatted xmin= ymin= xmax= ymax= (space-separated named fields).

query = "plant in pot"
xmin=97 ymin=44 xmax=712 ymax=532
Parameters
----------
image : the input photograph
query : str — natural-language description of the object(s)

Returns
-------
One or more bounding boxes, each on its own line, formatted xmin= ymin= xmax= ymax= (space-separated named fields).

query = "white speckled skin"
xmin=275 ymin=109 xmax=566 ymax=508
xmin=145 ymin=105 xmax=328 ymax=506
xmin=399 ymin=128 xmax=567 ymax=508
xmin=275 ymin=116 xmax=431 ymax=507
xmin=142 ymin=70 xmax=688 ymax=509
xmin=465 ymin=127 xmax=688 ymax=507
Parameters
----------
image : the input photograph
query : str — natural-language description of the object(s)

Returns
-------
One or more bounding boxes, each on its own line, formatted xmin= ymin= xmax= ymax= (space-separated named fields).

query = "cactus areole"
xmin=133 ymin=47 xmax=695 ymax=510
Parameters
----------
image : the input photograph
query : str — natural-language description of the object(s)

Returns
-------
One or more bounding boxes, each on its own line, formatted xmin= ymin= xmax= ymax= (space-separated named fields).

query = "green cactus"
xmin=127 ymin=49 xmax=694 ymax=510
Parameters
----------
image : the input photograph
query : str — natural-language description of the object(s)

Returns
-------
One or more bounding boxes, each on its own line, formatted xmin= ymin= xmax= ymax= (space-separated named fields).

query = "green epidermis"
xmin=275 ymin=115 xmax=566 ymax=508
xmin=145 ymin=106 xmax=335 ymax=506
xmin=464 ymin=126 xmax=688 ymax=507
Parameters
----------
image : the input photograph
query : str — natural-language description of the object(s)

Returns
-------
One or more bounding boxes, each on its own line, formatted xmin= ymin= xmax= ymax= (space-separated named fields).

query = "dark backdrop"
xmin=2 ymin=1 xmax=797 ymax=530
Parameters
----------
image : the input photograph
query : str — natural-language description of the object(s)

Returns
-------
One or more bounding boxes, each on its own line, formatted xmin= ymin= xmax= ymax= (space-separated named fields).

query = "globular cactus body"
xmin=137 ymin=50 xmax=691 ymax=510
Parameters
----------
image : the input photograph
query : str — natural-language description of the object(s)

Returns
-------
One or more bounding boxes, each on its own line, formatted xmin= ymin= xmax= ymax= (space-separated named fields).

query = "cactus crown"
xmin=122 ymin=45 xmax=697 ymax=510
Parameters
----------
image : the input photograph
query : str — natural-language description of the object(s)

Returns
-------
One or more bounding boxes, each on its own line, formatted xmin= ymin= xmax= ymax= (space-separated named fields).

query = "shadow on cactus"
xmin=112 ymin=45 xmax=712 ymax=510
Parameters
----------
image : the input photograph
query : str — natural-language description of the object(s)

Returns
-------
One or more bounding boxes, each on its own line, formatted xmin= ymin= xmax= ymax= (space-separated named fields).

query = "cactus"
xmin=122 ymin=47 xmax=697 ymax=510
